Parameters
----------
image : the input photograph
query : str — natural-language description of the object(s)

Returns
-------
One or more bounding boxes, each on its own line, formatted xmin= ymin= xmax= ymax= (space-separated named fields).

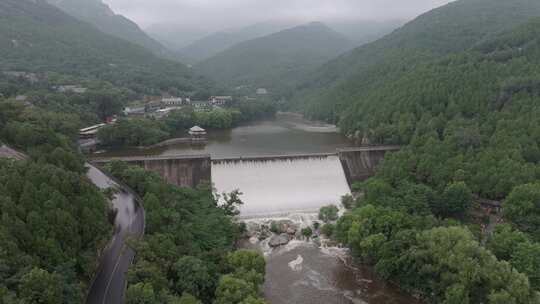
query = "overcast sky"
xmin=103 ymin=0 xmax=455 ymax=31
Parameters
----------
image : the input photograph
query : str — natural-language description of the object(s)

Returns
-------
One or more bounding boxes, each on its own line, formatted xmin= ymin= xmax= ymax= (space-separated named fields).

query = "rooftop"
xmin=190 ymin=126 xmax=206 ymax=132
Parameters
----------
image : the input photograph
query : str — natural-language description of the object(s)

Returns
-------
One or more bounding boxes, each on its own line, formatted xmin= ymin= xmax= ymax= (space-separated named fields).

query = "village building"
xmin=256 ymin=88 xmax=268 ymax=95
xmin=55 ymin=85 xmax=88 ymax=94
xmin=210 ymin=96 xmax=233 ymax=106
xmin=123 ymin=106 xmax=146 ymax=117
xmin=79 ymin=123 xmax=107 ymax=139
xmin=191 ymin=101 xmax=211 ymax=112
xmin=15 ymin=95 xmax=27 ymax=101
xmin=3 ymin=71 xmax=39 ymax=83
xmin=152 ymin=107 xmax=177 ymax=119
xmin=145 ymin=100 xmax=163 ymax=112
xmin=161 ymin=97 xmax=184 ymax=107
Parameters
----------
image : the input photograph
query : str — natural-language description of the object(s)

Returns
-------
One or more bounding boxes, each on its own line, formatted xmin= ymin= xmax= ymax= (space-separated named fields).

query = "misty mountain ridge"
xmin=169 ymin=21 xmax=300 ymax=64
xmin=195 ymin=21 xmax=354 ymax=95
xmin=0 ymin=0 xmax=212 ymax=96
xmin=293 ymin=0 xmax=540 ymax=121
xmin=45 ymin=0 xmax=168 ymax=56
xmin=152 ymin=19 xmax=404 ymax=64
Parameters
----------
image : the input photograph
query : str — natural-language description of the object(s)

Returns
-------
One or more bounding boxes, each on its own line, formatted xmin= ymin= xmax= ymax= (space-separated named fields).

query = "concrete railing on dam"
xmin=91 ymin=154 xmax=212 ymax=188
xmin=91 ymin=146 xmax=400 ymax=188
xmin=211 ymin=152 xmax=336 ymax=164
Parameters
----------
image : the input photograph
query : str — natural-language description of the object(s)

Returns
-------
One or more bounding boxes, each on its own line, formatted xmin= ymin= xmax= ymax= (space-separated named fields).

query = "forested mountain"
xmin=0 ymin=98 xmax=113 ymax=302
xmin=45 ymin=0 xmax=168 ymax=56
xmin=146 ymin=23 xmax=209 ymax=51
xmin=196 ymin=22 xmax=354 ymax=95
xmin=293 ymin=0 xmax=540 ymax=121
xmin=329 ymin=19 xmax=405 ymax=44
xmin=0 ymin=0 xmax=212 ymax=96
xmin=174 ymin=21 xmax=298 ymax=64
xmin=329 ymin=17 xmax=540 ymax=302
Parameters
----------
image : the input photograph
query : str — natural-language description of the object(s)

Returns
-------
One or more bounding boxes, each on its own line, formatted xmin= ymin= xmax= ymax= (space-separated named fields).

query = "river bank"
xmin=90 ymin=113 xmax=417 ymax=303
xmin=239 ymin=216 xmax=422 ymax=304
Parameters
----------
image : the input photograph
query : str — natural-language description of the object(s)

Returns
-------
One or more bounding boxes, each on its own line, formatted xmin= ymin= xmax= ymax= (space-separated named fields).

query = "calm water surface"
xmin=99 ymin=113 xmax=353 ymax=158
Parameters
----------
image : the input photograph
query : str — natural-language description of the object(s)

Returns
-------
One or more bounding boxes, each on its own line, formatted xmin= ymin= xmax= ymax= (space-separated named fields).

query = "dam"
xmin=91 ymin=146 xmax=400 ymax=216
xmin=213 ymin=154 xmax=350 ymax=216
xmin=89 ymin=117 xmax=416 ymax=304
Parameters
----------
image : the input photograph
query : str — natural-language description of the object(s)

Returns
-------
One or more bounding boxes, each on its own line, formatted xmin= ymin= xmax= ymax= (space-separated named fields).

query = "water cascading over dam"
xmin=212 ymin=155 xmax=351 ymax=217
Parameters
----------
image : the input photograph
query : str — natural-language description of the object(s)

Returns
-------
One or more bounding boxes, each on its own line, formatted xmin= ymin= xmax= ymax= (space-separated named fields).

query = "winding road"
xmin=85 ymin=165 xmax=145 ymax=304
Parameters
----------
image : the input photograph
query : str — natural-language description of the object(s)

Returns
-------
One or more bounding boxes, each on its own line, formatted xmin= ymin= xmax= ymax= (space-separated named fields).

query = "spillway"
xmin=212 ymin=155 xmax=351 ymax=217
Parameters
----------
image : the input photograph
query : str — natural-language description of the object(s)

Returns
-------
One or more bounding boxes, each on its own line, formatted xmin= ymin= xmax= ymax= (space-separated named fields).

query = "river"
xmin=97 ymin=113 xmax=419 ymax=304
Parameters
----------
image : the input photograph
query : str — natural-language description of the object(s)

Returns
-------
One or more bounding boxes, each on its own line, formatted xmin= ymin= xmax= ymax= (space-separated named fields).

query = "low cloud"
xmin=104 ymin=0 xmax=454 ymax=30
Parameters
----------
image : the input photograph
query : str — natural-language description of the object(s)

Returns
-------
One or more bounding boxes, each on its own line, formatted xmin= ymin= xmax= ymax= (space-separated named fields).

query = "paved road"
xmin=86 ymin=165 xmax=145 ymax=304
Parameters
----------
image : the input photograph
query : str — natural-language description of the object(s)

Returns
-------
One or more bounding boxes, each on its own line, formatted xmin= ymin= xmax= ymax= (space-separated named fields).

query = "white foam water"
xmin=212 ymin=155 xmax=351 ymax=216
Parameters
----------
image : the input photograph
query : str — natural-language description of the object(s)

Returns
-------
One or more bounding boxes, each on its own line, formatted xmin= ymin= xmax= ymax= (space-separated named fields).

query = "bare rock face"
xmin=269 ymin=233 xmax=290 ymax=247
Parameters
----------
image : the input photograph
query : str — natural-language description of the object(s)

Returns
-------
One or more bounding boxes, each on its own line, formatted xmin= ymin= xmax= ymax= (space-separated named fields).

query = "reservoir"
xmin=99 ymin=113 xmax=419 ymax=304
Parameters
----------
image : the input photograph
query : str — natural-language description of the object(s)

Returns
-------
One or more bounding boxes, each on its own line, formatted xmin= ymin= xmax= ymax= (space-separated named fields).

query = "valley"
xmin=2 ymin=0 xmax=540 ymax=303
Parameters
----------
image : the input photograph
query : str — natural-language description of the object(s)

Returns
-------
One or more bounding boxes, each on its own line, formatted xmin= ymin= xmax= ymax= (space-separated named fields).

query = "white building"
xmin=56 ymin=85 xmax=88 ymax=94
xmin=256 ymin=88 xmax=268 ymax=95
xmin=210 ymin=96 xmax=233 ymax=106
xmin=161 ymin=97 xmax=183 ymax=106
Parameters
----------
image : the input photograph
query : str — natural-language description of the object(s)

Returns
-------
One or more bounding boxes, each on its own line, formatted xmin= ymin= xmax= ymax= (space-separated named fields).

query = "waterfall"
xmin=212 ymin=155 xmax=350 ymax=217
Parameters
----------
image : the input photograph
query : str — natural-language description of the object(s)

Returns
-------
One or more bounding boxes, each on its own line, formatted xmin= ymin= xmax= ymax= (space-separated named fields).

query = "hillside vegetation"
xmin=46 ymin=0 xmax=168 ymax=56
xmin=293 ymin=0 xmax=540 ymax=121
xmin=196 ymin=22 xmax=353 ymax=96
xmin=321 ymin=8 xmax=540 ymax=304
xmin=174 ymin=21 xmax=297 ymax=64
xmin=0 ymin=0 xmax=212 ymax=96
xmin=0 ymin=99 xmax=113 ymax=302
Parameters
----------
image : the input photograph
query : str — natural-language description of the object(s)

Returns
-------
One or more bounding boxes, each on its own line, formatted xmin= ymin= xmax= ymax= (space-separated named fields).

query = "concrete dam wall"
xmin=338 ymin=146 xmax=401 ymax=184
xmin=92 ymin=155 xmax=212 ymax=188
xmin=91 ymin=146 xmax=400 ymax=188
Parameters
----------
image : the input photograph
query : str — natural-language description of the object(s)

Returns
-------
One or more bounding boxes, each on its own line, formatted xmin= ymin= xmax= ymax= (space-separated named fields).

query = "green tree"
xmin=321 ymin=223 xmax=335 ymax=237
xmin=341 ymin=194 xmax=355 ymax=209
xmin=20 ymin=268 xmax=64 ymax=304
xmin=227 ymin=250 xmax=266 ymax=276
xmin=301 ymin=227 xmax=313 ymax=239
xmin=126 ymin=283 xmax=159 ymax=304
xmin=504 ymin=183 xmax=540 ymax=240
xmin=435 ymin=182 xmax=472 ymax=217
xmin=178 ymin=293 xmax=202 ymax=304
xmin=318 ymin=205 xmax=339 ymax=223
xmin=173 ymin=256 xmax=214 ymax=300
xmin=214 ymin=275 xmax=257 ymax=304
xmin=487 ymin=224 xmax=529 ymax=261
xmin=511 ymin=241 xmax=540 ymax=290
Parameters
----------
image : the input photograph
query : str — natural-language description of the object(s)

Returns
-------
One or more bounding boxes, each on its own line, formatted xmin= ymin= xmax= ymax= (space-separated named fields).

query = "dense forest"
xmin=0 ymin=0 xmax=213 ymax=97
xmin=292 ymin=0 xmax=540 ymax=122
xmin=45 ymin=0 xmax=168 ymax=56
xmin=0 ymin=2 xmax=269 ymax=302
xmin=105 ymin=162 xmax=266 ymax=304
xmin=0 ymin=97 xmax=113 ymax=302
xmin=196 ymin=22 xmax=353 ymax=97
xmin=316 ymin=10 xmax=540 ymax=304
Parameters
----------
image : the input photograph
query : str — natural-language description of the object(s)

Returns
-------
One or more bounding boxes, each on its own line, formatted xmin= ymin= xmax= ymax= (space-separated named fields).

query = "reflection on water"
xmin=98 ymin=113 xmax=353 ymax=158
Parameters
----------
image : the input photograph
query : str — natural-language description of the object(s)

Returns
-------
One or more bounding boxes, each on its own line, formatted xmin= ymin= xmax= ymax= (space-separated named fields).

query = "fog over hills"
xmin=46 ymin=0 xmax=168 ymax=56
xmin=195 ymin=22 xmax=354 ymax=95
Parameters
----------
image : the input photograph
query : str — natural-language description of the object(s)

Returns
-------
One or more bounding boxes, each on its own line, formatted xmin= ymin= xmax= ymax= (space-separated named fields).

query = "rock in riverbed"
xmin=269 ymin=233 xmax=290 ymax=247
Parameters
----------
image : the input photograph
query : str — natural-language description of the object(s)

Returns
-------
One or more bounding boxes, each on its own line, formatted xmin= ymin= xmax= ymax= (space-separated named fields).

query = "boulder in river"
xmin=269 ymin=233 xmax=290 ymax=247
